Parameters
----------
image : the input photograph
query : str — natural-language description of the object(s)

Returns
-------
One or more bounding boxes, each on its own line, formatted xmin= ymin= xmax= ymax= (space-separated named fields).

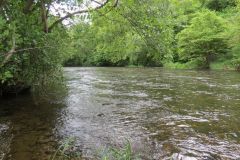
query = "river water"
xmin=0 ymin=67 xmax=240 ymax=160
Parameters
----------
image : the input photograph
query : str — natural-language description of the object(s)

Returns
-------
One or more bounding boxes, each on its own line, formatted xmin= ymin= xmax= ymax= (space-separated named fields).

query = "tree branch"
xmin=0 ymin=45 xmax=59 ymax=68
xmin=91 ymin=0 xmax=103 ymax=5
xmin=41 ymin=0 xmax=48 ymax=33
xmin=23 ymin=0 xmax=35 ymax=14
xmin=1 ymin=35 xmax=16 ymax=67
xmin=48 ymin=0 xmax=118 ymax=32
xmin=113 ymin=0 xmax=119 ymax=7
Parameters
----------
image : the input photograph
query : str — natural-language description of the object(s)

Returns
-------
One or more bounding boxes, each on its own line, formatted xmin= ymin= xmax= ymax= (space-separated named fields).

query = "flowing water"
xmin=0 ymin=67 xmax=240 ymax=160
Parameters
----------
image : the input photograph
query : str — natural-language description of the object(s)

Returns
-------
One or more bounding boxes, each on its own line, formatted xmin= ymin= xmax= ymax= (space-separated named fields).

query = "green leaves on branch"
xmin=177 ymin=10 xmax=228 ymax=68
xmin=66 ymin=0 xmax=174 ymax=67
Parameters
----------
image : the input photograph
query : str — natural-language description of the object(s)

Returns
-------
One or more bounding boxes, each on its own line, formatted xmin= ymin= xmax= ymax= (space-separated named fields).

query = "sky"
xmin=50 ymin=0 xmax=105 ymax=25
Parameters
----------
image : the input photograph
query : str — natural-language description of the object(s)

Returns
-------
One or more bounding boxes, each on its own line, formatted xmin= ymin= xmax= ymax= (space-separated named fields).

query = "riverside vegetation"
xmin=1 ymin=1 xmax=240 ymax=159
xmin=0 ymin=0 xmax=240 ymax=93
xmin=65 ymin=0 xmax=240 ymax=70
xmin=51 ymin=138 xmax=135 ymax=160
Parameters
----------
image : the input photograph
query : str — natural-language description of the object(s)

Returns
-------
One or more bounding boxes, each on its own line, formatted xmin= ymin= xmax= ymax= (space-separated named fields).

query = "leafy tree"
xmin=177 ymin=10 xmax=228 ymax=68
xmin=65 ymin=23 xmax=96 ymax=66
xmin=170 ymin=0 xmax=203 ymax=62
xmin=0 ymin=0 xmax=116 ymax=92
xmin=228 ymin=0 xmax=240 ymax=70
xmin=66 ymin=0 xmax=174 ymax=67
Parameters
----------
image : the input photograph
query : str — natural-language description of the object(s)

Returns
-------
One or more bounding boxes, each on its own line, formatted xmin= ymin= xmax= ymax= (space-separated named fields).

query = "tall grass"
xmin=210 ymin=59 xmax=235 ymax=70
xmin=50 ymin=137 xmax=81 ymax=160
xmin=101 ymin=140 xmax=140 ymax=160
xmin=51 ymin=138 xmax=139 ymax=160
xmin=164 ymin=60 xmax=201 ymax=69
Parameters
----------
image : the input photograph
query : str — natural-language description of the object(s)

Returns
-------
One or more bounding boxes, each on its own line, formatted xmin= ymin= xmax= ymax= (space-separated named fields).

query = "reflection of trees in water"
xmin=31 ymin=75 xmax=68 ymax=105
xmin=0 ymin=93 xmax=67 ymax=160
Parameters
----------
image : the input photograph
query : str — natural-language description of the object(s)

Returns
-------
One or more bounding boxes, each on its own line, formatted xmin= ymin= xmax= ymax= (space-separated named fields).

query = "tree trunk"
xmin=0 ymin=0 xmax=4 ymax=8
xmin=41 ymin=0 xmax=48 ymax=33
xmin=205 ymin=54 xmax=211 ymax=69
xmin=23 ymin=0 xmax=34 ymax=14
xmin=236 ymin=64 xmax=240 ymax=71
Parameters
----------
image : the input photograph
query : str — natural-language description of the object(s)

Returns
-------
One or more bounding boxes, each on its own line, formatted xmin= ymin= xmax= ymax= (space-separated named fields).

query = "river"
xmin=0 ymin=67 xmax=240 ymax=159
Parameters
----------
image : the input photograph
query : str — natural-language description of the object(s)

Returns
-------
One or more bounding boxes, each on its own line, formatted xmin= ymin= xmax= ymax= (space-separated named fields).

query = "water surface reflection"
xmin=0 ymin=67 xmax=240 ymax=159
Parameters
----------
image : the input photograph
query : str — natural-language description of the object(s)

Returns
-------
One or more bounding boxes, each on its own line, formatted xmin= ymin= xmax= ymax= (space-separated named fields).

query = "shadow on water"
xmin=0 ymin=67 xmax=240 ymax=160
xmin=0 ymin=86 xmax=67 ymax=160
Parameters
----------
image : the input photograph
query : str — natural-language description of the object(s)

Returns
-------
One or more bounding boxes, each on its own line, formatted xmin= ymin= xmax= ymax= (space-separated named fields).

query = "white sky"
xmin=50 ymin=0 xmax=105 ymax=25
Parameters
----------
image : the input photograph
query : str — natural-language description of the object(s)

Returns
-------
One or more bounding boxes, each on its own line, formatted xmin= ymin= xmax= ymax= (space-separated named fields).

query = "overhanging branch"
xmin=48 ymin=0 xmax=119 ymax=32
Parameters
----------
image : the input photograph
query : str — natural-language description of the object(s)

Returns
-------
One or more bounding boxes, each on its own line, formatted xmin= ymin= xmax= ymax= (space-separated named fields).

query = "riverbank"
xmin=64 ymin=64 xmax=240 ymax=71
xmin=0 ymin=83 xmax=31 ymax=98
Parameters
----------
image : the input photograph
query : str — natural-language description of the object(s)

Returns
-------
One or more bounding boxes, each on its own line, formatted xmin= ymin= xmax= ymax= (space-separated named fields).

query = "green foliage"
xmin=171 ymin=0 xmax=202 ymax=33
xmin=210 ymin=59 xmax=234 ymax=70
xmin=101 ymin=141 xmax=138 ymax=160
xmin=0 ymin=71 xmax=13 ymax=84
xmin=204 ymin=0 xmax=237 ymax=11
xmin=51 ymin=139 xmax=138 ymax=160
xmin=228 ymin=3 xmax=240 ymax=70
xmin=65 ymin=0 xmax=174 ymax=67
xmin=65 ymin=0 xmax=240 ymax=70
xmin=177 ymin=10 xmax=228 ymax=68
xmin=0 ymin=0 xmax=72 ymax=91
xmin=51 ymin=137 xmax=81 ymax=160
xmin=165 ymin=59 xmax=204 ymax=69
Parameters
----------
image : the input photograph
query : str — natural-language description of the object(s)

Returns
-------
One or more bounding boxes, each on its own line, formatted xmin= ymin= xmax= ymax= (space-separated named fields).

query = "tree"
xmin=177 ymin=10 xmax=228 ymax=69
xmin=0 ymin=0 xmax=118 ymax=91
xmin=66 ymin=0 xmax=174 ymax=67
xmin=228 ymin=0 xmax=240 ymax=70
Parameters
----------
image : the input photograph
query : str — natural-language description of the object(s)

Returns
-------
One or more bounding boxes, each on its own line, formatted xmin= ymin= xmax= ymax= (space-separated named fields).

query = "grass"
xmin=50 ymin=137 xmax=81 ymax=160
xmin=164 ymin=61 xmax=199 ymax=69
xmin=100 ymin=140 xmax=139 ymax=160
xmin=210 ymin=59 xmax=235 ymax=70
xmin=165 ymin=59 xmax=238 ymax=71
xmin=51 ymin=139 xmax=139 ymax=160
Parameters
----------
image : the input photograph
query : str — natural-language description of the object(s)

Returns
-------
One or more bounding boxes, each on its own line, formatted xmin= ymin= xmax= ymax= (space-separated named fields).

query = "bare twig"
xmin=91 ymin=0 xmax=103 ymax=5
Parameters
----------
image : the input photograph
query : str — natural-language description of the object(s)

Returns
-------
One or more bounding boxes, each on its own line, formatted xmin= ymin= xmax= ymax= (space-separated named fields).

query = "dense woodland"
xmin=0 ymin=0 xmax=240 ymax=92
